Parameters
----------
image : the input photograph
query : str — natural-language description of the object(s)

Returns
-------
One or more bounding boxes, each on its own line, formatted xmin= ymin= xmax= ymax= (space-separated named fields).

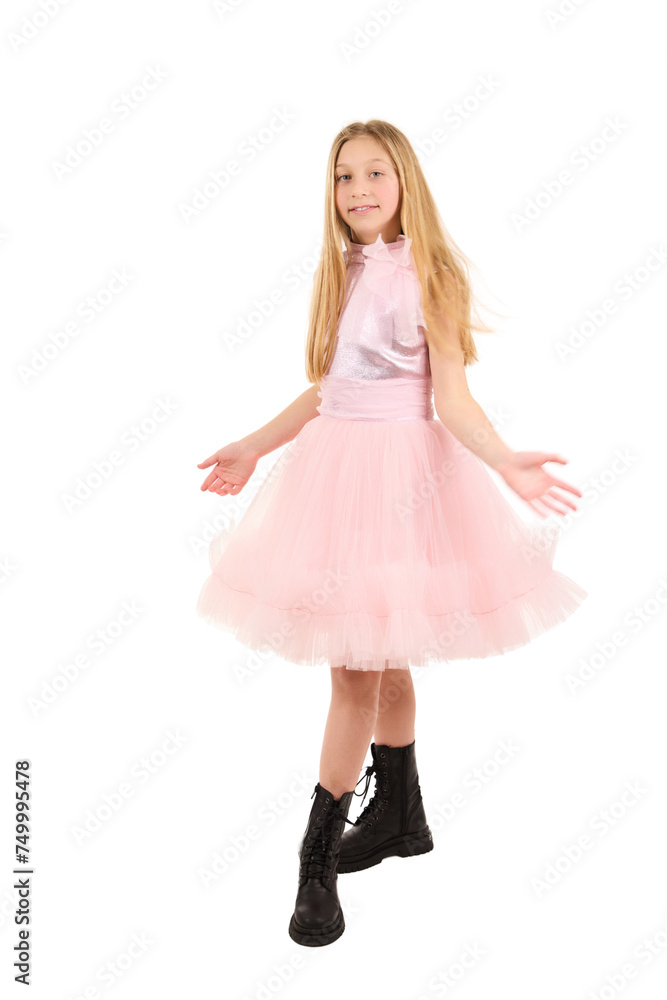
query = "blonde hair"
xmin=305 ymin=119 xmax=500 ymax=385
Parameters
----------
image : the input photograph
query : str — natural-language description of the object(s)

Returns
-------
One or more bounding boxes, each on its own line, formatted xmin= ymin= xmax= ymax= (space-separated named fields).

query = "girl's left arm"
xmin=428 ymin=320 xmax=513 ymax=470
xmin=427 ymin=319 xmax=582 ymax=518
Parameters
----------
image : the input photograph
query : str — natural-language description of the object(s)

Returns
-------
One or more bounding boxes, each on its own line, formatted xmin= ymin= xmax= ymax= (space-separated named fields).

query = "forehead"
xmin=335 ymin=156 xmax=392 ymax=169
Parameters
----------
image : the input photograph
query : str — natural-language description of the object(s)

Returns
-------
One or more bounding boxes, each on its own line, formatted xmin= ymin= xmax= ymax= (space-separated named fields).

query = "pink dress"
xmin=196 ymin=233 xmax=587 ymax=671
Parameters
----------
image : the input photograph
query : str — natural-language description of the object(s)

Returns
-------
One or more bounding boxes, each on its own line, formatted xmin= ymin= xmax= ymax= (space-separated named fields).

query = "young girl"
xmin=196 ymin=120 xmax=587 ymax=948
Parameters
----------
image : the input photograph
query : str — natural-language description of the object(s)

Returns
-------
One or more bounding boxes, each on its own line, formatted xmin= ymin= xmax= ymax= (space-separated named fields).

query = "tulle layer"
xmin=196 ymin=406 xmax=587 ymax=671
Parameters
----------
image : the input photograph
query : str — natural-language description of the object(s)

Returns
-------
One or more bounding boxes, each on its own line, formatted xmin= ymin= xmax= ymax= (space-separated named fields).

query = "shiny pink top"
xmin=326 ymin=233 xmax=431 ymax=381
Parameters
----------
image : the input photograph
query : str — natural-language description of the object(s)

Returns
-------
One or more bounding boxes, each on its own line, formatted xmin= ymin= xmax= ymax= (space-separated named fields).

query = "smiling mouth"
xmin=350 ymin=206 xmax=378 ymax=213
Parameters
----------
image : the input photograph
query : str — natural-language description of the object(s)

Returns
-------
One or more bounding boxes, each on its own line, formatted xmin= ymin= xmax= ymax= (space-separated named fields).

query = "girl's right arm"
xmin=197 ymin=383 xmax=321 ymax=495
xmin=243 ymin=383 xmax=321 ymax=459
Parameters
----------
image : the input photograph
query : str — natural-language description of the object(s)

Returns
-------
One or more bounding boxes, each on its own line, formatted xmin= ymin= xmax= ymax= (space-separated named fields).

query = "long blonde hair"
xmin=305 ymin=119 xmax=499 ymax=385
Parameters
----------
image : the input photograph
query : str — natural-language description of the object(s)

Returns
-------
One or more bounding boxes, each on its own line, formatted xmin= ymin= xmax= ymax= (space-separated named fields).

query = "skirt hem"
xmin=196 ymin=565 xmax=588 ymax=671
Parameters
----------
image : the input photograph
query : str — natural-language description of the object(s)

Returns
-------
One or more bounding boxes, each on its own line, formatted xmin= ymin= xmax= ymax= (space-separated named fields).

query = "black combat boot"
xmin=288 ymin=782 xmax=355 ymax=946
xmin=337 ymin=740 xmax=433 ymax=873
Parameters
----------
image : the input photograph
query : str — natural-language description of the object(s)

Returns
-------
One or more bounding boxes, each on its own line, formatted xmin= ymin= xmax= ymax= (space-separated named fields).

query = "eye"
xmin=335 ymin=171 xmax=383 ymax=182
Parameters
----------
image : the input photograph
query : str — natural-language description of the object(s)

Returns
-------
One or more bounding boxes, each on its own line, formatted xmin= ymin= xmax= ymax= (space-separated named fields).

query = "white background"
xmin=2 ymin=0 xmax=666 ymax=997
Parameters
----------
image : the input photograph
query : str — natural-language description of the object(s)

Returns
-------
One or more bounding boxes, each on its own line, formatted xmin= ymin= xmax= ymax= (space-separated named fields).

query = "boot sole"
xmin=337 ymin=827 xmax=434 ymax=874
xmin=288 ymin=911 xmax=345 ymax=946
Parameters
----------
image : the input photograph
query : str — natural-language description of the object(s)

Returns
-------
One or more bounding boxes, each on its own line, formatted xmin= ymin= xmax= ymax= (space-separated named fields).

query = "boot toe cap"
xmin=293 ymin=885 xmax=340 ymax=932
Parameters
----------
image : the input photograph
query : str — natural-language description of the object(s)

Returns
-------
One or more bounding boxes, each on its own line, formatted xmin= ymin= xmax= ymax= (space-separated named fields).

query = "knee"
xmin=331 ymin=666 xmax=382 ymax=701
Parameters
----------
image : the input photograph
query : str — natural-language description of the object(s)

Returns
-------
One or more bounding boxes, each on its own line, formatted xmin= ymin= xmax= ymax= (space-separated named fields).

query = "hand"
xmin=494 ymin=452 xmax=582 ymax=519
xmin=197 ymin=441 xmax=259 ymax=496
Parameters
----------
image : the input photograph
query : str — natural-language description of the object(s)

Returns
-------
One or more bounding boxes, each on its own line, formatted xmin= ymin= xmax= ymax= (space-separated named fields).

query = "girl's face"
xmin=334 ymin=136 xmax=401 ymax=244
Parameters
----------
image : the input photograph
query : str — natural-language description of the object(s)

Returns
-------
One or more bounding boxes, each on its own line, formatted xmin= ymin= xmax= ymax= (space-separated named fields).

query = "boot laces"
xmin=353 ymin=760 xmax=390 ymax=828
xmin=300 ymin=792 xmax=355 ymax=882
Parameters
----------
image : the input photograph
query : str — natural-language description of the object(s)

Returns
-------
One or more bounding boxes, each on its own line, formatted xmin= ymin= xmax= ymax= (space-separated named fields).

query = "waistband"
xmin=316 ymin=374 xmax=434 ymax=422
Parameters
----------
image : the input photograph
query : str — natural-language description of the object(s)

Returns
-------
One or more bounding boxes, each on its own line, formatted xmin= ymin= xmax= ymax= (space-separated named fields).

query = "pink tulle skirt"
xmin=196 ymin=374 xmax=588 ymax=671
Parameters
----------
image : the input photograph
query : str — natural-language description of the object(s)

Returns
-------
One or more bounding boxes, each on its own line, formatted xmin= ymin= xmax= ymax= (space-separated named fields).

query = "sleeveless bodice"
xmin=326 ymin=233 xmax=431 ymax=381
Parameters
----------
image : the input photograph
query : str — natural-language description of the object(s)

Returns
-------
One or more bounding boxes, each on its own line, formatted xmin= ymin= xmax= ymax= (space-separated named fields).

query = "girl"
xmin=196 ymin=120 xmax=587 ymax=948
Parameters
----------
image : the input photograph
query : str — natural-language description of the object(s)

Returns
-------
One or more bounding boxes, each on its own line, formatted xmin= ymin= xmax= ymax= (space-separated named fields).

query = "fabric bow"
xmin=353 ymin=233 xmax=425 ymax=347
xmin=360 ymin=232 xmax=414 ymax=294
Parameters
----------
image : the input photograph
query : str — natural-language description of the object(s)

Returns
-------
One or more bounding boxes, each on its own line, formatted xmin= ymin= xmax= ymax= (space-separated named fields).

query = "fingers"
xmin=544 ymin=487 xmax=578 ymax=511
xmin=538 ymin=494 xmax=570 ymax=516
xmin=200 ymin=472 xmax=235 ymax=493
xmin=531 ymin=486 xmax=580 ymax=516
xmin=547 ymin=475 xmax=583 ymax=498
xmin=199 ymin=472 xmax=217 ymax=491
xmin=200 ymin=470 xmax=222 ymax=491
xmin=197 ymin=456 xmax=217 ymax=469
xmin=542 ymin=454 xmax=568 ymax=465
xmin=202 ymin=477 xmax=242 ymax=496
xmin=527 ymin=498 xmax=547 ymax=519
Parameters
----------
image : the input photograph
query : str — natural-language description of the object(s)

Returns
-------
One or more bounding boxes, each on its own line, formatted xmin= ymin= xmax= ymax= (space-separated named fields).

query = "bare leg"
xmin=319 ymin=667 xmax=383 ymax=799
xmin=373 ymin=667 xmax=416 ymax=747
